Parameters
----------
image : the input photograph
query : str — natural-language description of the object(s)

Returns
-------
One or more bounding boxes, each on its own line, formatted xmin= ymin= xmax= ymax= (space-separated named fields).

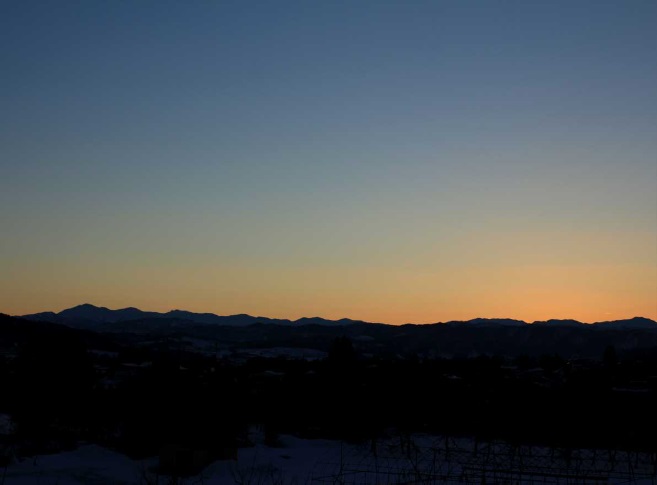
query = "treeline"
xmin=1 ymin=316 xmax=657 ymax=459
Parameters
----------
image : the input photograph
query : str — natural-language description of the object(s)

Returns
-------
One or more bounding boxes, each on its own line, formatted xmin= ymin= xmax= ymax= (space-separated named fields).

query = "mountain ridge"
xmin=17 ymin=304 xmax=656 ymax=330
xmin=20 ymin=303 xmax=367 ymax=328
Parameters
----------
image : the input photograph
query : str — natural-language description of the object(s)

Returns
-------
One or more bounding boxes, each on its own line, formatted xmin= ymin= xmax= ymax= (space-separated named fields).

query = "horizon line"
xmin=13 ymin=302 xmax=655 ymax=326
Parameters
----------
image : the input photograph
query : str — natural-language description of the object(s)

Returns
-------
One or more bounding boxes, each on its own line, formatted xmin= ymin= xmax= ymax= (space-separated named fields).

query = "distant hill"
xmin=446 ymin=318 xmax=527 ymax=327
xmin=586 ymin=316 xmax=657 ymax=330
xmin=0 ymin=312 xmax=113 ymax=350
xmin=531 ymin=319 xmax=584 ymax=327
xmin=19 ymin=303 xmax=367 ymax=328
xmin=8 ymin=306 xmax=657 ymax=359
xmin=18 ymin=304 xmax=656 ymax=332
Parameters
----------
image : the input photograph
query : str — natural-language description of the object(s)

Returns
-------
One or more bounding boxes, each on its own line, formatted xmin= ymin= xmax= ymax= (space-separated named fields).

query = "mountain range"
xmin=18 ymin=304 xmax=656 ymax=330
xmin=3 ymin=304 xmax=656 ymax=360
xmin=20 ymin=304 xmax=369 ymax=328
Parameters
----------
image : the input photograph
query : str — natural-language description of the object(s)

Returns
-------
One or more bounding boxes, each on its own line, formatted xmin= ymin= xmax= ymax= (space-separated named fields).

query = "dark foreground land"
xmin=1 ymin=312 xmax=657 ymax=476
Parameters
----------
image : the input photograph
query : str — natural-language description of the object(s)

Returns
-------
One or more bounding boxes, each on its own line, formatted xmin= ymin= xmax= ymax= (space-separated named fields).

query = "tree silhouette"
xmin=603 ymin=345 xmax=618 ymax=369
xmin=328 ymin=336 xmax=356 ymax=367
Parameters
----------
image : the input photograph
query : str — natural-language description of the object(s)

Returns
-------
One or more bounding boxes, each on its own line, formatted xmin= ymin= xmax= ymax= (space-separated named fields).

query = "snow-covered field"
xmin=3 ymin=433 xmax=656 ymax=484
xmin=1 ymin=435 xmax=342 ymax=485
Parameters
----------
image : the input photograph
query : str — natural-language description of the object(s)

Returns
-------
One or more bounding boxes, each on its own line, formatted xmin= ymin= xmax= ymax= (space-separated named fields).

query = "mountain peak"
xmin=464 ymin=318 xmax=527 ymax=327
xmin=531 ymin=319 xmax=583 ymax=327
xmin=594 ymin=317 xmax=657 ymax=329
xmin=69 ymin=303 xmax=103 ymax=311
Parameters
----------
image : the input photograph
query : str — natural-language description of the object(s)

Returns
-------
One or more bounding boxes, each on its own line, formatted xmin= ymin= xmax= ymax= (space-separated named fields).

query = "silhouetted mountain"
xmin=60 ymin=303 xmax=158 ymax=323
xmin=0 ymin=312 xmax=113 ymax=350
xmin=15 ymin=304 xmax=657 ymax=361
xmin=19 ymin=304 xmax=363 ymax=329
xmin=531 ymin=319 xmax=584 ymax=327
xmin=448 ymin=318 xmax=527 ymax=327
xmin=19 ymin=305 xmax=657 ymax=333
xmin=592 ymin=316 xmax=657 ymax=330
xmin=22 ymin=311 xmax=61 ymax=323
xmin=163 ymin=310 xmax=256 ymax=325
xmin=7 ymin=306 xmax=657 ymax=359
xmin=295 ymin=316 xmax=368 ymax=326
xmin=22 ymin=303 xmax=158 ymax=326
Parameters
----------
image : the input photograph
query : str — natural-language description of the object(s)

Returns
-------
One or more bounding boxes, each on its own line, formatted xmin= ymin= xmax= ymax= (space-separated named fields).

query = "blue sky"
xmin=2 ymin=1 xmax=656 ymax=322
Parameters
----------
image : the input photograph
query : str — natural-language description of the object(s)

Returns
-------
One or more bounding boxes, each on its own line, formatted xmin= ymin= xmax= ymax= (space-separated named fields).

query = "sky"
xmin=1 ymin=0 xmax=656 ymax=323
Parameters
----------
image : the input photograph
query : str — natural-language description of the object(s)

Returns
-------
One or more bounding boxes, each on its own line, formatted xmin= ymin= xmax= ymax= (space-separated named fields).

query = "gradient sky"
xmin=2 ymin=0 xmax=656 ymax=323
